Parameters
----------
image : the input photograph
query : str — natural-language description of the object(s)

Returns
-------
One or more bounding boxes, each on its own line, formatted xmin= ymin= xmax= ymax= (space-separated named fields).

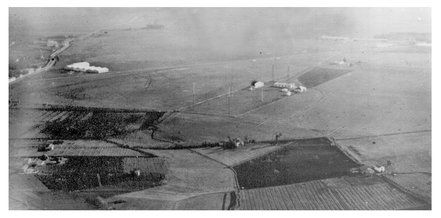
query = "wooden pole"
xmin=192 ymin=82 xmax=196 ymax=107
xmin=272 ymin=64 xmax=275 ymax=81
xmin=228 ymin=86 xmax=231 ymax=115
xmin=260 ymin=70 xmax=263 ymax=102
xmin=229 ymin=67 xmax=234 ymax=115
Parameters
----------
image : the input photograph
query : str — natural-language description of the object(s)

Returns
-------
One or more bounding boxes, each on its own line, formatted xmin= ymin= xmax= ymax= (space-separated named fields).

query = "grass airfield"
xmin=9 ymin=24 xmax=431 ymax=209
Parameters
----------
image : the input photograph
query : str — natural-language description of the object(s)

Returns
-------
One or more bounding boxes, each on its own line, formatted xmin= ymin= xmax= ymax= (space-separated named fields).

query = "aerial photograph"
xmin=8 ymin=7 xmax=431 ymax=210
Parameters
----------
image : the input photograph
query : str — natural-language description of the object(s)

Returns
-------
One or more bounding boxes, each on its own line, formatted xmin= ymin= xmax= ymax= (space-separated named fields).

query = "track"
xmin=9 ymin=38 xmax=72 ymax=85
xmin=187 ymin=148 xmax=242 ymax=210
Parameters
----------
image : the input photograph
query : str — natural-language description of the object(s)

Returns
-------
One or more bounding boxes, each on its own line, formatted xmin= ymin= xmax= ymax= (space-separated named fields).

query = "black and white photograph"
xmin=6 ymin=3 xmax=434 ymax=212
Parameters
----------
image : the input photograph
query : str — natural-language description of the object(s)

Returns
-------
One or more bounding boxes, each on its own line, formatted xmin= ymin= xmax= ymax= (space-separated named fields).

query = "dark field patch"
xmin=39 ymin=110 xmax=164 ymax=140
xmin=234 ymin=137 xmax=359 ymax=190
xmin=297 ymin=67 xmax=351 ymax=88
xmin=34 ymin=156 xmax=166 ymax=192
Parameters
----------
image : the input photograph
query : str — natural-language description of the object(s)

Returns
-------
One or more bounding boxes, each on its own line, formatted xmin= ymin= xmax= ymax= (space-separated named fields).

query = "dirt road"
xmin=9 ymin=38 xmax=72 ymax=85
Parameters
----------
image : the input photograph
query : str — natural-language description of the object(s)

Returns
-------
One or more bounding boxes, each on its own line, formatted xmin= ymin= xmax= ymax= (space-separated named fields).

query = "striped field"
xmin=237 ymin=176 xmax=427 ymax=210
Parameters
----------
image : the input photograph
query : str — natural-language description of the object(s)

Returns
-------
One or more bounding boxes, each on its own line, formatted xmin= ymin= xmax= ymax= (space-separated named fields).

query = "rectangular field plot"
xmin=184 ymin=86 xmax=287 ymax=116
xmin=238 ymin=176 xmax=427 ymax=210
xmin=234 ymin=138 xmax=359 ymax=190
xmin=297 ymin=67 xmax=351 ymax=88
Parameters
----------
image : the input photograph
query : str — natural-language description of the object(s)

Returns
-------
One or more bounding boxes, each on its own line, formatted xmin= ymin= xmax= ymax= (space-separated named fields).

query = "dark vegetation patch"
xmin=39 ymin=111 xmax=164 ymax=140
xmin=34 ymin=156 xmax=166 ymax=192
xmin=297 ymin=67 xmax=351 ymax=88
xmin=44 ymin=35 xmax=73 ymax=41
xmin=142 ymin=24 xmax=165 ymax=30
xmin=234 ymin=137 xmax=360 ymax=190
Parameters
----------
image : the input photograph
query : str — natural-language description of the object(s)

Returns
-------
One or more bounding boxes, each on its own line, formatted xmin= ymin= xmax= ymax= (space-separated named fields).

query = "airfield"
xmin=9 ymin=23 xmax=431 ymax=209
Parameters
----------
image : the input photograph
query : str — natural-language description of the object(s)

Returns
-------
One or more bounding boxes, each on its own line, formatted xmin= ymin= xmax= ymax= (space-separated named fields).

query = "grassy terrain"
xmin=9 ymin=26 xmax=431 ymax=149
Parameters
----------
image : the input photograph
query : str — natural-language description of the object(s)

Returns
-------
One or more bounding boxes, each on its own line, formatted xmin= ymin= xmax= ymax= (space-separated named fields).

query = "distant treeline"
xmin=375 ymin=32 xmax=431 ymax=43
xmin=118 ymin=24 xmax=165 ymax=32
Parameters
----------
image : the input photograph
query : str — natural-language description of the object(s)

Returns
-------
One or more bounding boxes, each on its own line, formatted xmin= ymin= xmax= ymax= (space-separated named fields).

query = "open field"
xmin=9 ymin=8 xmax=431 ymax=210
xmin=237 ymin=176 xmax=428 ymax=210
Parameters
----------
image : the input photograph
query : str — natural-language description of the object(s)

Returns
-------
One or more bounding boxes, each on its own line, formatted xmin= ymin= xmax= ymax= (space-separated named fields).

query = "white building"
xmin=65 ymin=62 xmax=109 ymax=74
xmin=293 ymin=86 xmax=307 ymax=93
xmin=249 ymin=80 xmax=264 ymax=90
xmin=283 ymin=90 xmax=292 ymax=96
xmin=273 ymin=82 xmax=297 ymax=90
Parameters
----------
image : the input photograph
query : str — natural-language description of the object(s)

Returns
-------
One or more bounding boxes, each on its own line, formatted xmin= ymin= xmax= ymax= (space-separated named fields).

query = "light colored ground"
xmin=106 ymin=148 xmax=237 ymax=209
xmin=9 ymin=174 xmax=94 ymax=209
xmin=337 ymin=131 xmax=431 ymax=201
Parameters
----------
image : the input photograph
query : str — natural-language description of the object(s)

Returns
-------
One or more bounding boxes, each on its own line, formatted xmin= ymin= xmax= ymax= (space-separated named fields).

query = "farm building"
xmin=249 ymin=80 xmax=264 ymax=90
xmin=273 ymin=82 xmax=297 ymax=89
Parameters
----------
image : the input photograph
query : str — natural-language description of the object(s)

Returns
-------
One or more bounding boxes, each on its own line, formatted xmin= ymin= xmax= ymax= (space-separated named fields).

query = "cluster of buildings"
xmin=273 ymin=82 xmax=297 ymax=89
xmin=273 ymin=82 xmax=307 ymax=96
xmin=65 ymin=62 xmax=109 ymax=74
xmin=249 ymin=80 xmax=307 ymax=96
